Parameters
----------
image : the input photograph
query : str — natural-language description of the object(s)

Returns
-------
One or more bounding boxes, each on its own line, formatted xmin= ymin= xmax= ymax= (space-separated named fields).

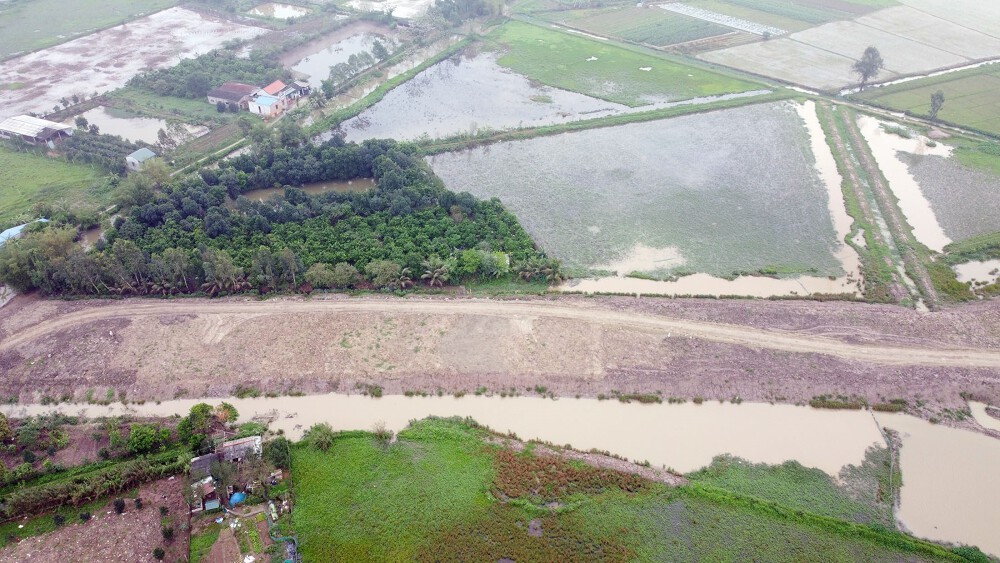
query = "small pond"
xmin=248 ymin=2 xmax=310 ymax=18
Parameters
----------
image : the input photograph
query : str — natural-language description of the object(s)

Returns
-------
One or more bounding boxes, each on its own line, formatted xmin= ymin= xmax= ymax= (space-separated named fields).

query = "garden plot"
xmin=428 ymin=102 xmax=849 ymax=283
xmin=701 ymin=3 xmax=1000 ymax=91
xmin=336 ymin=51 xmax=768 ymax=142
xmin=0 ymin=7 xmax=266 ymax=118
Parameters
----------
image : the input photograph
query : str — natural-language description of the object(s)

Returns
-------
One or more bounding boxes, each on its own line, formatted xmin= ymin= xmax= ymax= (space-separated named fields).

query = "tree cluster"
xmin=59 ymin=131 xmax=154 ymax=175
xmin=127 ymin=51 xmax=290 ymax=99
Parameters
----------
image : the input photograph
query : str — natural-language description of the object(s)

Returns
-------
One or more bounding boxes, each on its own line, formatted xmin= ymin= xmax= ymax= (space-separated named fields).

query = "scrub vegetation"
xmin=290 ymin=417 xmax=979 ymax=562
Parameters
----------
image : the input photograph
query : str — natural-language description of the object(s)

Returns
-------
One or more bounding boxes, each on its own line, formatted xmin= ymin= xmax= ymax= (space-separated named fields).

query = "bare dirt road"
xmin=1 ymin=295 xmax=998 ymax=417
xmin=2 ymin=298 xmax=999 ymax=368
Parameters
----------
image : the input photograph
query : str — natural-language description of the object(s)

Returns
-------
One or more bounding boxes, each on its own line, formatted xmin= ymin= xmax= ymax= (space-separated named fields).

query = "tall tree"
xmin=929 ymin=90 xmax=945 ymax=120
xmin=852 ymin=46 xmax=884 ymax=91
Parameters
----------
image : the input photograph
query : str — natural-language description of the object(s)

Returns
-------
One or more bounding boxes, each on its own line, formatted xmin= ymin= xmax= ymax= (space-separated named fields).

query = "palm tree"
xmin=542 ymin=260 xmax=564 ymax=285
xmin=421 ymin=257 xmax=450 ymax=288
xmin=397 ymin=267 xmax=415 ymax=289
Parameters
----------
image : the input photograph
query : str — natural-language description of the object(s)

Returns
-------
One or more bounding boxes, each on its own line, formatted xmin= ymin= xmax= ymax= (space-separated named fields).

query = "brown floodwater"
xmin=233 ymin=179 xmax=375 ymax=205
xmin=6 ymin=394 xmax=998 ymax=554
xmin=65 ymin=106 xmax=208 ymax=145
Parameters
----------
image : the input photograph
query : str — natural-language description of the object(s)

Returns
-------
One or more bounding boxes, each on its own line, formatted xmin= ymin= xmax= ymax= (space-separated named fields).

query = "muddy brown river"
xmin=5 ymin=395 xmax=998 ymax=555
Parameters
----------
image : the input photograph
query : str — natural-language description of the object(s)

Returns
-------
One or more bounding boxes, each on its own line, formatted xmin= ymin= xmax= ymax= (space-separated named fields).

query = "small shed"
xmin=219 ymin=436 xmax=263 ymax=463
xmin=248 ymin=94 xmax=281 ymax=117
xmin=191 ymin=476 xmax=221 ymax=513
xmin=125 ymin=147 xmax=156 ymax=171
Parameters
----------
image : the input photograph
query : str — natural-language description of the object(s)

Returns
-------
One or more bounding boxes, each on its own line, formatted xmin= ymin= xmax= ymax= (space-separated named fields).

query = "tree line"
xmin=0 ymin=136 xmax=559 ymax=296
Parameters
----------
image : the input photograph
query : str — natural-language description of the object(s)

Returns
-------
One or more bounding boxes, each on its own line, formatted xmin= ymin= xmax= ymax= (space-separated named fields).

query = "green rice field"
xmin=686 ymin=0 xmax=892 ymax=32
xmin=858 ymin=64 xmax=1000 ymax=136
xmin=488 ymin=21 xmax=761 ymax=107
xmin=289 ymin=417 xmax=966 ymax=562
xmin=0 ymin=0 xmax=178 ymax=60
xmin=556 ymin=7 xmax=731 ymax=47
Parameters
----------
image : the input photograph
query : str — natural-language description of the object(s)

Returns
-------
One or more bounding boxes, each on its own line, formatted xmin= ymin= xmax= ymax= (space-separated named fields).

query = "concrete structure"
xmin=206 ymin=81 xmax=259 ymax=110
xmin=0 ymin=115 xmax=73 ymax=147
xmin=125 ymin=147 xmax=157 ymax=171
xmin=219 ymin=436 xmax=263 ymax=463
xmin=248 ymin=94 xmax=281 ymax=117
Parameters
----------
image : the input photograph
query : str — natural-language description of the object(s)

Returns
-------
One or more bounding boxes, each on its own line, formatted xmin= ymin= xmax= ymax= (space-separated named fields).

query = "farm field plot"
xmin=488 ymin=21 xmax=760 ymax=107
xmin=0 ymin=7 xmax=266 ymax=118
xmin=898 ymin=153 xmax=1000 ymax=243
xmin=553 ymin=7 xmax=732 ymax=47
xmin=0 ymin=147 xmax=107 ymax=228
xmin=897 ymin=0 xmax=1000 ymax=41
xmin=0 ymin=0 xmax=178 ymax=60
xmin=701 ymin=4 xmax=1000 ymax=91
xmin=857 ymin=64 xmax=1000 ymax=136
xmin=428 ymin=102 xmax=845 ymax=278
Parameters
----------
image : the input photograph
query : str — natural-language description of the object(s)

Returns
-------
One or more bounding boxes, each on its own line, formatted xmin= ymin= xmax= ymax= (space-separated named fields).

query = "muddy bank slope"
xmin=0 ymin=295 xmax=998 ymax=413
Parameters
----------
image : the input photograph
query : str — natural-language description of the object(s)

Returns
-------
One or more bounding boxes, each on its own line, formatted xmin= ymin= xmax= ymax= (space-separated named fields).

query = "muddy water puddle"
xmin=953 ymin=259 xmax=1000 ymax=285
xmin=6 ymin=394 xmax=999 ymax=555
xmin=286 ymin=32 xmax=395 ymax=88
xmin=66 ymin=106 xmax=208 ymax=145
xmin=857 ymin=115 xmax=952 ymax=252
xmin=562 ymin=272 xmax=858 ymax=298
xmin=248 ymin=3 xmax=310 ymax=18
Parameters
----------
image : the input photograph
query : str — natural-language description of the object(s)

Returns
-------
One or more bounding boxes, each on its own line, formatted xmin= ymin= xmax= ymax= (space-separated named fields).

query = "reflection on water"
xmin=288 ymin=33 xmax=393 ymax=89
xmin=66 ymin=106 xmax=208 ymax=145
xmin=856 ymin=115 xmax=952 ymax=252
xmin=248 ymin=3 xmax=309 ymax=18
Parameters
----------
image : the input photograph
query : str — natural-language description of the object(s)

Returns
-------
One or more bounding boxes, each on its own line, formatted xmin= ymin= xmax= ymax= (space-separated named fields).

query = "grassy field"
xmin=0 ymin=0 xmax=178 ymax=60
xmin=557 ymin=7 xmax=731 ymax=47
xmin=857 ymin=65 xmax=1000 ymax=136
xmin=189 ymin=523 xmax=223 ymax=563
xmin=0 ymin=147 xmax=108 ymax=229
xmin=289 ymin=417 xmax=972 ymax=562
xmin=488 ymin=21 xmax=761 ymax=107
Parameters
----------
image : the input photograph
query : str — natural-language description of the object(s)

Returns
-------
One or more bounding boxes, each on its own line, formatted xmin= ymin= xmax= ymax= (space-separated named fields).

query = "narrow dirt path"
xmin=840 ymin=108 xmax=940 ymax=309
xmin=3 ymin=298 xmax=1000 ymax=368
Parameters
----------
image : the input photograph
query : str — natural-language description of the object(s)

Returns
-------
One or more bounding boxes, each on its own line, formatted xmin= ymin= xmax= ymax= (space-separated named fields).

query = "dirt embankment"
xmin=0 ymin=295 xmax=998 ymax=417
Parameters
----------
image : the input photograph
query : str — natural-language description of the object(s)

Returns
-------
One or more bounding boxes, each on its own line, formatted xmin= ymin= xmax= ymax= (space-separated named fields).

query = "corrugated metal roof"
xmin=0 ymin=115 xmax=73 ymax=138
xmin=127 ymin=147 xmax=157 ymax=161
xmin=207 ymin=82 xmax=259 ymax=100
xmin=0 ymin=219 xmax=49 ymax=247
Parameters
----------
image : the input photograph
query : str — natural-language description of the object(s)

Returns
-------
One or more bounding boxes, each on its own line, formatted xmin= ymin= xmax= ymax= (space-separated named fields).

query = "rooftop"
xmin=127 ymin=147 xmax=157 ymax=162
xmin=253 ymin=94 xmax=280 ymax=107
xmin=207 ymin=82 xmax=259 ymax=99
xmin=0 ymin=115 xmax=73 ymax=139
xmin=263 ymin=80 xmax=287 ymax=96
xmin=0 ymin=219 xmax=49 ymax=247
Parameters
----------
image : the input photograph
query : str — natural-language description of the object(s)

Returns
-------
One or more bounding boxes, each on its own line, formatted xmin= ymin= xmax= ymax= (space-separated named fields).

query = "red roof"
xmin=263 ymin=80 xmax=287 ymax=96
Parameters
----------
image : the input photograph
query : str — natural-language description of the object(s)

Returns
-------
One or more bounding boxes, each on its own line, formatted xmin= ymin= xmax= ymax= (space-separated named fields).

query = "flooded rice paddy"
xmin=6 ymin=394 xmax=999 ymax=556
xmin=65 ymin=106 xmax=208 ymax=145
xmin=347 ymin=0 xmax=434 ymax=19
xmin=285 ymin=32 xmax=395 ymax=89
xmin=336 ymin=51 xmax=769 ymax=142
xmin=430 ymin=102 xmax=850 ymax=292
xmin=857 ymin=116 xmax=953 ymax=252
xmin=248 ymin=3 xmax=310 ymax=18
xmin=0 ymin=7 xmax=266 ymax=117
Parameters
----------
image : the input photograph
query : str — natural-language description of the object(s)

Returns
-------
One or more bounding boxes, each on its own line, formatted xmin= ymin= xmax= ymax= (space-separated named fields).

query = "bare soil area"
xmin=0 ymin=295 xmax=997 ymax=417
xmin=0 ymin=477 xmax=189 ymax=563
xmin=0 ymin=7 xmax=265 ymax=117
